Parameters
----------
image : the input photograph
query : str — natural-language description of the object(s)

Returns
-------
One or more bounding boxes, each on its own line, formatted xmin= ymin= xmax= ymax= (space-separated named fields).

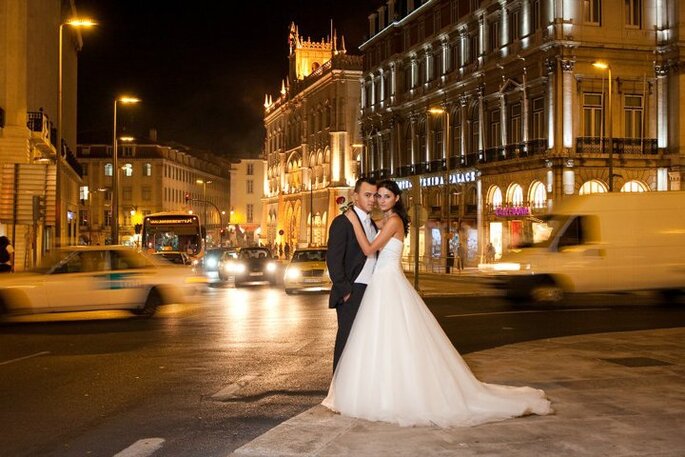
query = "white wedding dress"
xmin=322 ymin=237 xmax=552 ymax=427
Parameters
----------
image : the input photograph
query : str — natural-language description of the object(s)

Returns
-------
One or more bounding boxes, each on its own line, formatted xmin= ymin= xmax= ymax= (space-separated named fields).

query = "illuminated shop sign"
xmin=494 ymin=206 xmax=531 ymax=217
xmin=396 ymin=170 xmax=477 ymax=191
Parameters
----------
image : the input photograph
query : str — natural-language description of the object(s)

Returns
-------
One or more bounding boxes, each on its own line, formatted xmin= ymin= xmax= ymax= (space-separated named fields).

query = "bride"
xmin=322 ymin=179 xmax=552 ymax=427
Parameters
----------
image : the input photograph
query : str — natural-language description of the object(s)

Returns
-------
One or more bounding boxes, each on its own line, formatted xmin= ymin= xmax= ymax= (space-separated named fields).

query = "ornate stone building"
xmin=229 ymin=158 xmax=265 ymax=247
xmin=360 ymin=0 xmax=683 ymax=265
xmin=262 ymin=23 xmax=363 ymax=250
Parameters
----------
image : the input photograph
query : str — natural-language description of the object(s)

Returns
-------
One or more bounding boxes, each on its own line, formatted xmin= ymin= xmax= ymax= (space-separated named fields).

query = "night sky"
xmin=76 ymin=0 xmax=379 ymax=159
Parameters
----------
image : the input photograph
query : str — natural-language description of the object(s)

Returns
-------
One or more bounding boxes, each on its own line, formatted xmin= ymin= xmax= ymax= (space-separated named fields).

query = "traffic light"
xmin=32 ymin=195 xmax=46 ymax=222
xmin=184 ymin=193 xmax=190 ymax=203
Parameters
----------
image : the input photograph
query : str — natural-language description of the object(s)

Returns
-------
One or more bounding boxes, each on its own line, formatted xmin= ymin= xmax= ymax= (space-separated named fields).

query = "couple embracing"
xmin=323 ymin=177 xmax=551 ymax=427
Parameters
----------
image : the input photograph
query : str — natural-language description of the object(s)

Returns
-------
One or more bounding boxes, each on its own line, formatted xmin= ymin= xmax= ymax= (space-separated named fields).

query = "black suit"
xmin=326 ymin=211 xmax=376 ymax=372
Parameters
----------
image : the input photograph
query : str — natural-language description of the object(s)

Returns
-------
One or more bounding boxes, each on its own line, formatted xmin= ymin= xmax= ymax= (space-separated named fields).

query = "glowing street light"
xmin=593 ymin=61 xmax=614 ymax=191
xmin=56 ymin=17 xmax=96 ymax=247
xmin=112 ymin=96 xmax=140 ymax=244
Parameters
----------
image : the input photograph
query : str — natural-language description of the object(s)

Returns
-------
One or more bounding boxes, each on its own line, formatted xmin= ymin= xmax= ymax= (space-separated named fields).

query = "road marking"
xmin=113 ymin=438 xmax=165 ymax=457
xmin=212 ymin=374 xmax=259 ymax=400
xmin=0 ymin=351 xmax=50 ymax=366
xmin=445 ymin=308 xmax=611 ymax=318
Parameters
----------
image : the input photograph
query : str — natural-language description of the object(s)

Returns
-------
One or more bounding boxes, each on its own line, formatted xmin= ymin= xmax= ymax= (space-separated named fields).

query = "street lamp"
xmin=196 ymin=179 xmax=213 ymax=243
xmin=428 ymin=106 xmax=452 ymax=271
xmin=593 ymin=61 xmax=614 ymax=191
xmin=112 ymin=96 xmax=140 ymax=244
xmin=56 ymin=17 xmax=96 ymax=248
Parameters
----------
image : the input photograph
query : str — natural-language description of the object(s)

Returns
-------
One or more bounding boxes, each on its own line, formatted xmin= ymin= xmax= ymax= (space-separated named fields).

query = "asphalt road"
xmin=1 ymin=285 xmax=684 ymax=457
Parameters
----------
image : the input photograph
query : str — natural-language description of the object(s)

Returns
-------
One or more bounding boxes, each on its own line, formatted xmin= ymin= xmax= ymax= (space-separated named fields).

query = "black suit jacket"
xmin=326 ymin=211 xmax=376 ymax=308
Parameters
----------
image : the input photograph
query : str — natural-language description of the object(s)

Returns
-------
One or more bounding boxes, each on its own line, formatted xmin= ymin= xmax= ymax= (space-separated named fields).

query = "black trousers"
xmin=333 ymin=282 xmax=367 ymax=373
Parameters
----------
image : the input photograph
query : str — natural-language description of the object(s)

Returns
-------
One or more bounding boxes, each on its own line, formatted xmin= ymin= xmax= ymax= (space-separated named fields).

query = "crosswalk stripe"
xmin=113 ymin=438 xmax=165 ymax=457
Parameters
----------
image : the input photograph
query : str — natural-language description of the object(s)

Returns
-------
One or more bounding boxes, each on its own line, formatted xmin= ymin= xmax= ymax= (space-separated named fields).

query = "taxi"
xmin=283 ymin=247 xmax=330 ymax=295
xmin=0 ymin=246 xmax=204 ymax=318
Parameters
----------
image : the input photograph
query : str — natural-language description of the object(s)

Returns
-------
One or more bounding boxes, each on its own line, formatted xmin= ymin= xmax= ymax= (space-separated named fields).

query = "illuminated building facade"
xmin=76 ymin=137 xmax=230 ymax=247
xmin=229 ymin=158 xmax=265 ymax=247
xmin=262 ymin=22 xmax=363 ymax=250
xmin=360 ymin=0 xmax=683 ymax=265
xmin=0 ymin=0 xmax=83 ymax=271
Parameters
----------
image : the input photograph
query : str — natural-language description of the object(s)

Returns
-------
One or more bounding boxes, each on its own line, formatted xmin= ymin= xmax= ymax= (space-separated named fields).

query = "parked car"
xmin=220 ymin=247 xmax=279 ymax=286
xmin=0 ymin=246 xmax=205 ymax=318
xmin=283 ymin=247 xmax=330 ymax=295
xmin=152 ymin=251 xmax=191 ymax=266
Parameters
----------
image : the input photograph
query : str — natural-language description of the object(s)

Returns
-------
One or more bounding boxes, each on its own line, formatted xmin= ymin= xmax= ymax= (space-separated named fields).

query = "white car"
xmin=0 ymin=246 xmax=205 ymax=318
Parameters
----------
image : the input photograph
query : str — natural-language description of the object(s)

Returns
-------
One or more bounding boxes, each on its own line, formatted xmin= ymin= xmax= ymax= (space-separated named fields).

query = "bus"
xmin=141 ymin=212 xmax=204 ymax=261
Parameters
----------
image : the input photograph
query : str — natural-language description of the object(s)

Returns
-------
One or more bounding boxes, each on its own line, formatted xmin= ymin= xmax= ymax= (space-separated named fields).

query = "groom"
xmin=326 ymin=177 xmax=378 ymax=372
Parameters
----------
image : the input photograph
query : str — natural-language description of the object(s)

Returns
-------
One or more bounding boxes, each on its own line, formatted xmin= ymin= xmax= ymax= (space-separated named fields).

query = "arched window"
xmin=579 ymin=179 xmax=608 ymax=195
xmin=488 ymin=186 xmax=503 ymax=208
xmin=104 ymin=163 xmax=113 ymax=176
xmin=123 ymin=163 xmax=133 ymax=177
xmin=620 ymin=180 xmax=648 ymax=192
xmin=507 ymin=183 xmax=524 ymax=206
xmin=143 ymin=163 xmax=152 ymax=177
xmin=529 ymin=181 xmax=547 ymax=209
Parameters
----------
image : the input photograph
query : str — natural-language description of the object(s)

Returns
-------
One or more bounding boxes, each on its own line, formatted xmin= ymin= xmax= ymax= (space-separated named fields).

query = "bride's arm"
xmin=345 ymin=211 xmax=401 ymax=256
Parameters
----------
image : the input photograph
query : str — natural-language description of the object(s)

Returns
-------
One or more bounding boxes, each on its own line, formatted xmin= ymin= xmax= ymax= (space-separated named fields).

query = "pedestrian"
xmin=278 ymin=243 xmax=283 ymax=259
xmin=284 ymin=242 xmax=291 ymax=259
xmin=456 ymin=242 xmax=465 ymax=272
xmin=486 ymin=242 xmax=496 ymax=263
xmin=0 ymin=236 xmax=15 ymax=273
xmin=446 ymin=246 xmax=454 ymax=274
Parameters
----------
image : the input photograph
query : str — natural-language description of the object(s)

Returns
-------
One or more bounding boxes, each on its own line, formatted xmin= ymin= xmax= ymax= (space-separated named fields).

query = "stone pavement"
xmin=229 ymin=327 xmax=685 ymax=457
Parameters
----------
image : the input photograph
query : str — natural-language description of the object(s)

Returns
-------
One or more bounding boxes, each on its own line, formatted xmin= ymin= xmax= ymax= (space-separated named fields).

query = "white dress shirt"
xmin=352 ymin=205 xmax=376 ymax=285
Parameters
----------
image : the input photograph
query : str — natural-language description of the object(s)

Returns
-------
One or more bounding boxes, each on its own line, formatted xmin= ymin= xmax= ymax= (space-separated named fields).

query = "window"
xmin=247 ymin=163 xmax=254 ymax=175
xmin=142 ymin=186 xmax=151 ymax=201
xmin=507 ymin=183 xmax=523 ymax=206
xmin=490 ymin=19 xmax=501 ymax=52
xmin=247 ymin=180 xmax=254 ymax=194
xmin=104 ymin=163 xmax=113 ymax=176
xmin=143 ymin=163 xmax=152 ymax=176
xmin=510 ymin=103 xmax=522 ymax=144
xmin=510 ymin=9 xmax=521 ymax=42
xmin=529 ymin=181 xmax=547 ymax=209
xmin=583 ymin=93 xmax=604 ymax=137
xmin=82 ymin=164 xmax=88 ymax=176
xmin=122 ymin=186 xmax=132 ymax=201
xmin=123 ymin=163 xmax=133 ymax=177
xmin=625 ymin=0 xmax=641 ymax=27
xmin=488 ymin=186 xmax=503 ymax=208
xmin=583 ymin=0 xmax=601 ymax=25
xmin=104 ymin=209 xmax=112 ymax=226
xmin=471 ymin=120 xmax=480 ymax=151
xmin=532 ymin=97 xmax=545 ymax=139
xmin=79 ymin=210 xmax=88 ymax=226
xmin=579 ymin=179 xmax=608 ymax=195
xmin=532 ymin=0 xmax=541 ymax=31
xmin=621 ymin=180 xmax=648 ymax=192
xmin=469 ymin=34 xmax=478 ymax=62
xmin=79 ymin=186 xmax=89 ymax=201
xmin=247 ymin=204 xmax=254 ymax=223
xmin=624 ymin=95 xmax=643 ymax=139
xmin=490 ymin=110 xmax=501 ymax=147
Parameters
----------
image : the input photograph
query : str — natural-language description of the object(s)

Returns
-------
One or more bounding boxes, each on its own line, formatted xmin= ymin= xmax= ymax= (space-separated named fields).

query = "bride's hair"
xmin=378 ymin=180 xmax=410 ymax=235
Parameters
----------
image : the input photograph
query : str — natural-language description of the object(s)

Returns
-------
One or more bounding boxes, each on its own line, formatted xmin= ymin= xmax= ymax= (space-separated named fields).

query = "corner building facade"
xmin=360 ymin=0 xmax=684 ymax=265
xmin=262 ymin=23 xmax=362 ymax=250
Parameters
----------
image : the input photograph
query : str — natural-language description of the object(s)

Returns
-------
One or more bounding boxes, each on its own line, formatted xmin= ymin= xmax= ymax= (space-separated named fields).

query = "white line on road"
xmin=0 ymin=351 xmax=51 ymax=366
xmin=445 ymin=308 xmax=611 ymax=318
xmin=113 ymin=438 xmax=165 ymax=457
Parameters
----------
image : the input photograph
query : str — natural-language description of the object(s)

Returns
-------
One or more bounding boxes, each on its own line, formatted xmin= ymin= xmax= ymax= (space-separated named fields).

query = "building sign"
xmin=396 ymin=170 xmax=477 ymax=191
xmin=147 ymin=216 xmax=198 ymax=225
xmin=494 ymin=206 xmax=531 ymax=217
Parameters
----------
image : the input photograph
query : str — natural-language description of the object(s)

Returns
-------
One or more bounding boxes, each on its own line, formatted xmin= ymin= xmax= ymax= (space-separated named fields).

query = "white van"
xmin=483 ymin=192 xmax=685 ymax=303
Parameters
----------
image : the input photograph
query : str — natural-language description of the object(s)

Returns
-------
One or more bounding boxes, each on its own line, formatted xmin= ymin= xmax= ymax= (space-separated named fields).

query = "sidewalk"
xmin=408 ymin=268 xmax=501 ymax=297
xmin=229 ymin=327 xmax=685 ymax=457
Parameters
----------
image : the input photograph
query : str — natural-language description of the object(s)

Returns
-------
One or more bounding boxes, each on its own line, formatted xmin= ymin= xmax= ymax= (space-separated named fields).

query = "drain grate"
xmin=601 ymin=357 xmax=672 ymax=368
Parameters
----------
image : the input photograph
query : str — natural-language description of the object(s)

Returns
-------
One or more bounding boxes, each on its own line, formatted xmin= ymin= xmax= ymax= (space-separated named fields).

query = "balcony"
xmin=27 ymin=111 xmax=56 ymax=155
xmin=576 ymin=137 xmax=658 ymax=155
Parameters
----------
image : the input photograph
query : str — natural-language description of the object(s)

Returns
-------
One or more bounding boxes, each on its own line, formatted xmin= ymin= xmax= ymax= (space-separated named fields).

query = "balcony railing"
xmin=576 ymin=137 xmax=658 ymax=155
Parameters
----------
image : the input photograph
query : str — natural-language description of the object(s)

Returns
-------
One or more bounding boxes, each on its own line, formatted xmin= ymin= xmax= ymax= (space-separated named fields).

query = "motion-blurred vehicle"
xmin=220 ymin=247 xmax=279 ymax=286
xmin=152 ymin=251 xmax=191 ymax=265
xmin=202 ymin=247 xmax=236 ymax=281
xmin=480 ymin=192 xmax=685 ymax=304
xmin=217 ymin=249 xmax=239 ymax=281
xmin=0 ymin=246 xmax=204 ymax=318
xmin=283 ymin=248 xmax=330 ymax=295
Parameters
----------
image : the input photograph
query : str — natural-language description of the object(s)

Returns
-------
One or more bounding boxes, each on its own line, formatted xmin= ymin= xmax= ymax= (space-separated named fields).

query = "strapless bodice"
xmin=376 ymin=236 xmax=403 ymax=269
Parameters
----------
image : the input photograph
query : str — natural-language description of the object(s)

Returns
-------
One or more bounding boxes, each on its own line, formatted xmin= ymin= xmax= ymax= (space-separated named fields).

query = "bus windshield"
xmin=142 ymin=213 xmax=203 ymax=256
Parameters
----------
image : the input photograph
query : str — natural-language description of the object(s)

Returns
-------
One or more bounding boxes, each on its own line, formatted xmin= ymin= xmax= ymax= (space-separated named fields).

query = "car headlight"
xmin=285 ymin=267 xmax=301 ymax=280
xmin=205 ymin=257 xmax=218 ymax=268
xmin=266 ymin=262 xmax=277 ymax=273
xmin=234 ymin=263 xmax=246 ymax=273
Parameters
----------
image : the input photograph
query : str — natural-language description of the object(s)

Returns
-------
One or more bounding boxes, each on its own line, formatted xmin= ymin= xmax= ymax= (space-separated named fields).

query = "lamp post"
xmin=593 ymin=61 xmax=613 ymax=191
xmin=112 ymin=96 xmax=140 ymax=244
xmin=428 ymin=106 xmax=452 ymax=270
xmin=56 ymin=18 xmax=95 ymax=248
xmin=196 ymin=179 xmax=213 ymax=244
